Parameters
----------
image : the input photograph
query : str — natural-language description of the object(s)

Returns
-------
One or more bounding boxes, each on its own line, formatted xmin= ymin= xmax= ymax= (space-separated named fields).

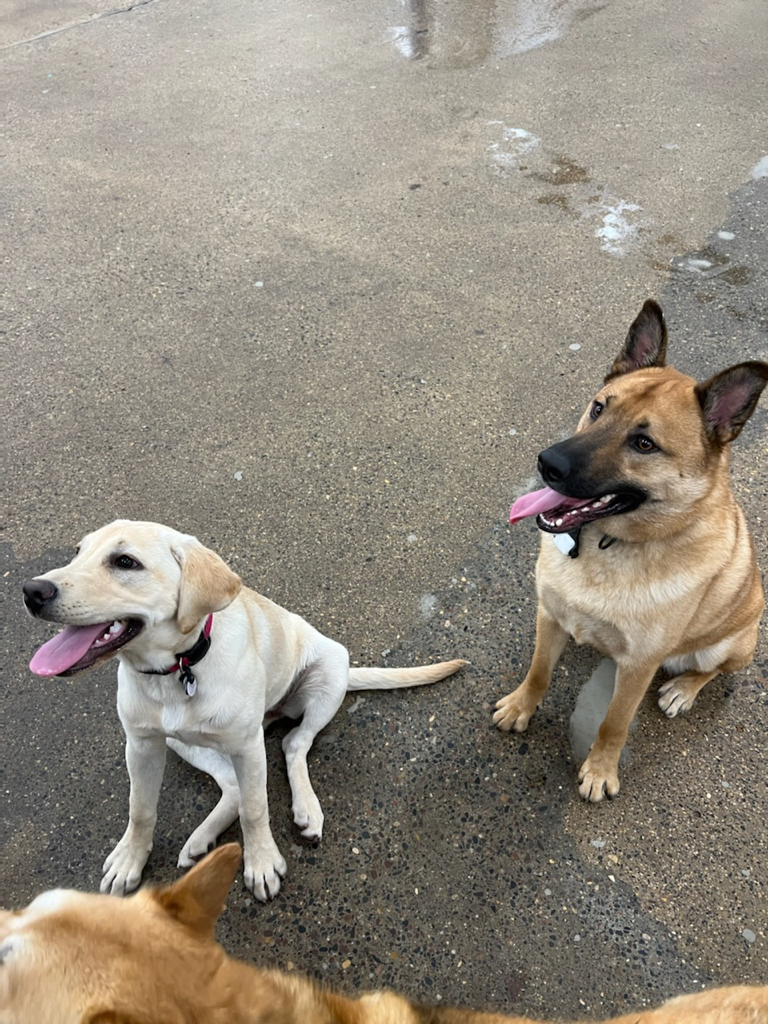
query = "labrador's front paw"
xmin=292 ymin=791 xmax=324 ymax=841
xmin=178 ymin=823 xmax=220 ymax=869
xmin=243 ymin=842 xmax=287 ymax=901
xmin=101 ymin=827 xmax=152 ymax=895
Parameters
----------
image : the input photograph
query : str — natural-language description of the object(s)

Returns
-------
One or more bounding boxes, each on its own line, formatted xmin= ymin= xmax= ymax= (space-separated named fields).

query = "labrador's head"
xmin=23 ymin=521 xmax=242 ymax=677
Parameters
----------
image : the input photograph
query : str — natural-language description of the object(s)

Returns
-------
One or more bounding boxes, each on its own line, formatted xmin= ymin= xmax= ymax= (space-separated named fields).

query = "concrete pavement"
xmin=2 ymin=0 xmax=766 ymax=1017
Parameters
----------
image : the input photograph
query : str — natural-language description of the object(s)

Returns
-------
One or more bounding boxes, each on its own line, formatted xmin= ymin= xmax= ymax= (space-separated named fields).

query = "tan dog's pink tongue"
xmin=29 ymin=622 xmax=111 ymax=676
xmin=509 ymin=486 xmax=569 ymax=524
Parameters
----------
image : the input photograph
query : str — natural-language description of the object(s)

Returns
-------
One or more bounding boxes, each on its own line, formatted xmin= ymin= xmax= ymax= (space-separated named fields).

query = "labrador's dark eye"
xmin=632 ymin=435 xmax=657 ymax=453
xmin=112 ymin=554 xmax=143 ymax=570
xmin=590 ymin=401 xmax=604 ymax=420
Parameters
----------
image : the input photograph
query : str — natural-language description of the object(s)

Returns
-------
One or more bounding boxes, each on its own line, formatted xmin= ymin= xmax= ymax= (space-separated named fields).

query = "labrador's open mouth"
xmin=29 ymin=619 xmax=143 ymax=677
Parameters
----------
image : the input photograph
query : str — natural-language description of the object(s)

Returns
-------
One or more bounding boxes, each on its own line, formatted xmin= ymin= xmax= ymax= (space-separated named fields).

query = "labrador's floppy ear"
xmin=606 ymin=299 xmax=668 ymax=381
xmin=172 ymin=538 xmax=242 ymax=634
xmin=695 ymin=361 xmax=768 ymax=446
xmin=153 ymin=844 xmax=242 ymax=940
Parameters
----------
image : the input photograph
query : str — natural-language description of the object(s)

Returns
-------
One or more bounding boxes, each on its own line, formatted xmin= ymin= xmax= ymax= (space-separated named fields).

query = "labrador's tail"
xmin=347 ymin=659 xmax=467 ymax=691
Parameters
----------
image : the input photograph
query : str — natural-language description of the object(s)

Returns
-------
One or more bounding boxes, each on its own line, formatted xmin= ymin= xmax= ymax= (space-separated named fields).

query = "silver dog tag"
xmin=184 ymin=676 xmax=197 ymax=698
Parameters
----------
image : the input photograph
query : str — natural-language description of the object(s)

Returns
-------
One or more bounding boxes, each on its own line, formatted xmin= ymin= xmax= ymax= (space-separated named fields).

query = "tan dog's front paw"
xmin=578 ymin=754 xmax=620 ymax=802
xmin=243 ymin=843 xmax=288 ymax=902
xmin=493 ymin=688 xmax=537 ymax=732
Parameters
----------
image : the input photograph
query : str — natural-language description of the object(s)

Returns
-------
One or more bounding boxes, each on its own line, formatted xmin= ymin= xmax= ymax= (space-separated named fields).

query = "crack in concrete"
xmin=2 ymin=0 xmax=159 ymax=50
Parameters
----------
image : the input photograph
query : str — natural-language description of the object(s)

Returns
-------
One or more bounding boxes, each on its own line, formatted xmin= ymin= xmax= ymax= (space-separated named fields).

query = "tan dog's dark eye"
xmin=112 ymin=554 xmax=143 ymax=570
xmin=633 ymin=435 xmax=657 ymax=452
xmin=590 ymin=401 xmax=604 ymax=420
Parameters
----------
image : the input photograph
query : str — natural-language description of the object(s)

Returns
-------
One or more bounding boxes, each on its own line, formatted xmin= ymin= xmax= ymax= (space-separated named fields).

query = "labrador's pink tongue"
xmin=29 ymin=622 xmax=110 ymax=676
xmin=509 ymin=486 xmax=568 ymax=525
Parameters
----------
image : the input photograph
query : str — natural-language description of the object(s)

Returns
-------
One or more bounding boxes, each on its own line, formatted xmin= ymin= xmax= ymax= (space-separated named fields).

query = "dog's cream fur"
xmin=2 ymin=845 xmax=766 ymax=1024
xmin=25 ymin=521 xmax=465 ymax=899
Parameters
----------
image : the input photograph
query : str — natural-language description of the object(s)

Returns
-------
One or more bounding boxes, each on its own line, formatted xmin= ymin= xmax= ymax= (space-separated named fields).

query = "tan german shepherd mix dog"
xmin=2 ymin=844 xmax=766 ymax=1024
xmin=495 ymin=300 xmax=767 ymax=801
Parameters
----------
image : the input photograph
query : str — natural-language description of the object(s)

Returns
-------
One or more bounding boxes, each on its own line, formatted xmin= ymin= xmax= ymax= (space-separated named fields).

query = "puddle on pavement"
xmin=387 ymin=0 xmax=601 ymax=67
xmin=486 ymin=121 xmax=644 ymax=256
xmin=569 ymin=658 xmax=635 ymax=765
xmin=537 ymin=192 xmax=571 ymax=212
xmin=531 ymin=155 xmax=590 ymax=186
xmin=671 ymin=246 xmax=751 ymax=285
xmin=496 ymin=0 xmax=598 ymax=57
xmin=716 ymin=265 xmax=752 ymax=285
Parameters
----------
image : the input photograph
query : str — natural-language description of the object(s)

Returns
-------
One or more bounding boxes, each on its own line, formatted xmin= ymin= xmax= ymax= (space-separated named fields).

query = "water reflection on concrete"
xmin=387 ymin=0 xmax=600 ymax=67
xmin=388 ymin=0 xmax=494 ymax=66
xmin=569 ymin=658 xmax=635 ymax=766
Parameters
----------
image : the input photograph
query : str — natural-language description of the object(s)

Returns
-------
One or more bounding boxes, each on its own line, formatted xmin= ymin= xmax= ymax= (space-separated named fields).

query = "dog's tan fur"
xmin=495 ymin=301 xmax=767 ymax=800
xmin=2 ymin=844 xmax=765 ymax=1024
xmin=24 ymin=522 xmax=465 ymax=899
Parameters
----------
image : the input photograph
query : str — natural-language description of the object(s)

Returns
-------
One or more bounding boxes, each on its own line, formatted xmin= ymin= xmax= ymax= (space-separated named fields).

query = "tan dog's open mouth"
xmin=29 ymin=618 xmax=144 ymax=677
xmin=510 ymin=485 xmax=645 ymax=533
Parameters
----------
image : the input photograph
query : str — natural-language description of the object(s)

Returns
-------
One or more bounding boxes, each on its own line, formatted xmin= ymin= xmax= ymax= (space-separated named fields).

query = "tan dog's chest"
xmin=535 ymin=529 xmax=721 ymax=663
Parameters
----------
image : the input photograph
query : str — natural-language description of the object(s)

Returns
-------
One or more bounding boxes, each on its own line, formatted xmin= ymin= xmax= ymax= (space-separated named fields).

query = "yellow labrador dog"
xmin=496 ymin=300 xmax=767 ymax=801
xmin=23 ymin=521 xmax=465 ymax=900
xmin=2 ymin=844 xmax=766 ymax=1024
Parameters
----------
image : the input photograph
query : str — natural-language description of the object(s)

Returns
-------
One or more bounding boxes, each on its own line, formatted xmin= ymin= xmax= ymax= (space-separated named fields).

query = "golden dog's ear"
xmin=173 ymin=540 xmax=242 ymax=634
xmin=606 ymin=298 xmax=668 ymax=380
xmin=153 ymin=844 xmax=242 ymax=939
xmin=695 ymin=361 xmax=768 ymax=445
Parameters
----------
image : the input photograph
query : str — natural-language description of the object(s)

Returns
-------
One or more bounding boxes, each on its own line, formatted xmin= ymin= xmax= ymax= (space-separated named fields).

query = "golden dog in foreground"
xmin=2 ymin=844 xmax=765 ymax=1024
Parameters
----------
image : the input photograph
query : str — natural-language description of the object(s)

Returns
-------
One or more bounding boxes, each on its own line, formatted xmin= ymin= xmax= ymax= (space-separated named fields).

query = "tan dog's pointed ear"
xmin=606 ymin=299 xmax=668 ymax=380
xmin=695 ymin=360 xmax=768 ymax=445
xmin=153 ymin=844 xmax=242 ymax=939
xmin=172 ymin=540 xmax=242 ymax=634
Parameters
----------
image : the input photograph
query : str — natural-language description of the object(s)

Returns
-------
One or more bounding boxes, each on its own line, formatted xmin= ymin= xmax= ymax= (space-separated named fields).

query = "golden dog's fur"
xmin=2 ymin=844 xmax=765 ymax=1024
xmin=495 ymin=301 xmax=767 ymax=800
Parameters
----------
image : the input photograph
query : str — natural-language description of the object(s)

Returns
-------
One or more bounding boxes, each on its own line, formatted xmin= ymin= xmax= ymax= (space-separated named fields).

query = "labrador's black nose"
xmin=23 ymin=578 xmax=59 ymax=614
xmin=538 ymin=446 xmax=572 ymax=489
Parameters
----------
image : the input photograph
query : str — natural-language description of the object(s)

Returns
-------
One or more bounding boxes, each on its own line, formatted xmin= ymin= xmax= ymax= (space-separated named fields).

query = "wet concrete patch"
xmin=386 ymin=0 xmax=604 ymax=67
xmin=484 ymin=122 xmax=646 ymax=257
xmin=569 ymin=657 xmax=637 ymax=765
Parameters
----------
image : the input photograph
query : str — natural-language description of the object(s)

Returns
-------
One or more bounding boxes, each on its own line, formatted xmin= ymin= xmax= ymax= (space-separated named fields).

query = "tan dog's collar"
xmin=549 ymin=528 xmax=618 ymax=558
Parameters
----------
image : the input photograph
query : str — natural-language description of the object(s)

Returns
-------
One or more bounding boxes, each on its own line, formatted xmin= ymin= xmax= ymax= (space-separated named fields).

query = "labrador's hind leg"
xmin=167 ymin=739 xmax=241 ymax=867
xmin=281 ymin=639 xmax=349 ymax=841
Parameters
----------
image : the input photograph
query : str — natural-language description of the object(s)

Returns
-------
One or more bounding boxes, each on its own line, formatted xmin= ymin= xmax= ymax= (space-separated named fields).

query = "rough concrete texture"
xmin=1 ymin=0 xmax=766 ymax=1018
